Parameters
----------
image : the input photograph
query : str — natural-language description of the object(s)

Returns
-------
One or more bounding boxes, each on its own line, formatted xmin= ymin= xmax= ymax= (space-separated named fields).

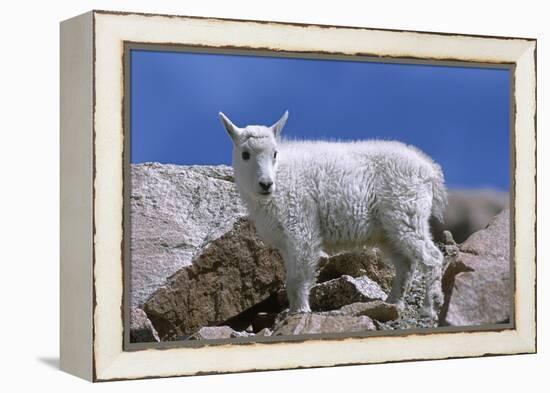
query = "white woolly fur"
xmin=220 ymin=112 xmax=447 ymax=318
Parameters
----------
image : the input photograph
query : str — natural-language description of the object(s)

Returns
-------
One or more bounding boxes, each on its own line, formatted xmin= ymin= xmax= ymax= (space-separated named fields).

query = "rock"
xmin=144 ymin=218 xmax=286 ymax=340
xmin=129 ymin=308 xmax=160 ymax=343
xmin=441 ymin=230 xmax=460 ymax=259
xmin=256 ymin=328 xmax=273 ymax=337
xmin=440 ymin=209 xmax=511 ymax=326
xmin=460 ymin=209 xmax=510 ymax=257
xmin=130 ymin=163 xmax=247 ymax=309
xmin=230 ymin=330 xmax=255 ymax=338
xmin=310 ymin=275 xmax=386 ymax=311
xmin=272 ymin=312 xmax=376 ymax=336
xmin=331 ymin=301 xmax=399 ymax=322
xmin=188 ymin=326 xmax=237 ymax=340
xmin=431 ymin=189 xmax=509 ymax=243
xmin=187 ymin=325 xmax=255 ymax=340
xmin=317 ymin=248 xmax=395 ymax=293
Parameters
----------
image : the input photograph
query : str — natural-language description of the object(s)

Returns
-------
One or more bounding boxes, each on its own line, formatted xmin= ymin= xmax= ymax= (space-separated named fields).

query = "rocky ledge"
xmin=129 ymin=164 xmax=511 ymax=342
xmin=130 ymin=163 xmax=247 ymax=309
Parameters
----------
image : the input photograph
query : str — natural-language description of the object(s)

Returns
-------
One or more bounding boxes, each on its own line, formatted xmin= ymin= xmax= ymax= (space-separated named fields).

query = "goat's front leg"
xmin=280 ymin=199 xmax=321 ymax=314
xmin=282 ymin=245 xmax=320 ymax=314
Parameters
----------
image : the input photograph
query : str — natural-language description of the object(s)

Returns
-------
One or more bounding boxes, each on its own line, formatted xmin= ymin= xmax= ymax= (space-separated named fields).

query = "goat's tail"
xmin=430 ymin=164 xmax=448 ymax=223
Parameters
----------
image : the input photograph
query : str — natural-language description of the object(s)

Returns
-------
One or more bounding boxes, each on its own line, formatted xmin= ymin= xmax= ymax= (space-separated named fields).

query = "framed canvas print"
xmin=60 ymin=10 xmax=537 ymax=382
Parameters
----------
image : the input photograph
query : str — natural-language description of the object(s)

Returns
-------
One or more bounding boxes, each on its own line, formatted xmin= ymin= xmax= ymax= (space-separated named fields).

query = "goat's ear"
xmin=271 ymin=111 xmax=288 ymax=139
xmin=219 ymin=112 xmax=242 ymax=142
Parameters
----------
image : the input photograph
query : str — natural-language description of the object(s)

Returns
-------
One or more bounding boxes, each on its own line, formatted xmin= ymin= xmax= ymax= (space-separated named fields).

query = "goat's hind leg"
xmin=419 ymin=241 xmax=444 ymax=318
xmin=381 ymin=246 xmax=416 ymax=311
xmin=380 ymin=215 xmax=444 ymax=319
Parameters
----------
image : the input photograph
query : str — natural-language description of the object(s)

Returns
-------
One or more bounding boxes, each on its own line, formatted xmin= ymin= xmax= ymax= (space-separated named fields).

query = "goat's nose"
xmin=259 ymin=181 xmax=273 ymax=191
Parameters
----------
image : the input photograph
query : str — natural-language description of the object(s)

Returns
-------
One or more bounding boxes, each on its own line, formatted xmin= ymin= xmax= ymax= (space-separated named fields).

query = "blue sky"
xmin=130 ymin=49 xmax=510 ymax=190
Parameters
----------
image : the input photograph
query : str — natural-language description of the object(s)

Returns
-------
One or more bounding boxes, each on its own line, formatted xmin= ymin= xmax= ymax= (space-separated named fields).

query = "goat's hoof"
xmin=432 ymin=290 xmax=444 ymax=308
xmin=289 ymin=310 xmax=312 ymax=315
xmin=385 ymin=297 xmax=405 ymax=312
xmin=420 ymin=306 xmax=438 ymax=320
xmin=420 ymin=310 xmax=434 ymax=319
xmin=395 ymin=301 xmax=406 ymax=312
xmin=288 ymin=307 xmax=312 ymax=315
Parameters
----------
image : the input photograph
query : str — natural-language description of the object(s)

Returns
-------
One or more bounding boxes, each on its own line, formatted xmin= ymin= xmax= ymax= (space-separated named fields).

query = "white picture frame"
xmin=60 ymin=10 xmax=536 ymax=381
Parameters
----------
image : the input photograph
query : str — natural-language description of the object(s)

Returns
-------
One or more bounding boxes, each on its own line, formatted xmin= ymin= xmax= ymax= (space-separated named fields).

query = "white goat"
xmin=219 ymin=111 xmax=447 ymax=318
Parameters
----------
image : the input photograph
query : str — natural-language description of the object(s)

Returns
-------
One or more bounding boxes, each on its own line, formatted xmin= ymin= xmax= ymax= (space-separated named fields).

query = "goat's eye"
xmin=273 ymin=151 xmax=278 ymax=159
xmin=242 ymin=151 xmax=250 ymax=160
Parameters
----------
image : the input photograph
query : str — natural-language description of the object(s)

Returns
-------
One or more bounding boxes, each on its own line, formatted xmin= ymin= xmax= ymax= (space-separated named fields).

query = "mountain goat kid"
xmin=219 ymin=111 xmax=447 ymax=319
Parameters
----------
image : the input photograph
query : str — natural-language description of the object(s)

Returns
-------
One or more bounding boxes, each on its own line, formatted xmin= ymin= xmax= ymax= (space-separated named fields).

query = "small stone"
xmin=310 ymin=275 xmax=386 ymax=311
xmin=230 ymin=330 xmax=255 ymax=338
xmin=331 ymin=301 xmax=399 ymax=322
xmin=272 ymin=312 xmax=376 ymax=336
xmin=443 ymin=230 xmax=455 ymax=245
xmin=256 ymin=328 xmax=272 ymax=337
xmin=129 ymin=308 xmax=160 ymax=343
xmin=317 ymin=248 xmax=395 ymax=292
xmin=188 ymin=326 xmax=236 ymax=340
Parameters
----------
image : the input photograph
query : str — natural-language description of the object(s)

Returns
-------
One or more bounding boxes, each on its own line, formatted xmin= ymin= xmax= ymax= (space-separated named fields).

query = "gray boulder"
xmin=440 ymin=209 xmax=511 ymax=326
xmin=143 ymin=218 xmax=286 ymax=340
xmin=130 ymin=163 xmax=247 ymax=309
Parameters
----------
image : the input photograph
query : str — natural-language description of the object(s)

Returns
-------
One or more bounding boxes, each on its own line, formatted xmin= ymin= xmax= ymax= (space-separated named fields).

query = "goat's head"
xmin=219 ymin=111 xmax=288 ymax=198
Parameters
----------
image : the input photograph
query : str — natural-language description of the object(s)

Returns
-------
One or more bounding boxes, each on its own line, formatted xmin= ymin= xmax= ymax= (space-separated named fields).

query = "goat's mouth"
xmin=258 ymin=190 xmax=272 ymax=196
